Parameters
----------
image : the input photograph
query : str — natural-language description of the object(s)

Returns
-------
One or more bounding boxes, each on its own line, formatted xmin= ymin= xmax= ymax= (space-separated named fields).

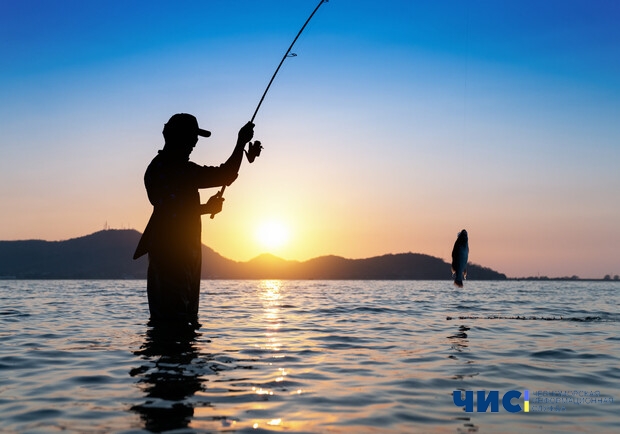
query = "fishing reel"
xmin=245 ymin=140 xmax=263 ymax=163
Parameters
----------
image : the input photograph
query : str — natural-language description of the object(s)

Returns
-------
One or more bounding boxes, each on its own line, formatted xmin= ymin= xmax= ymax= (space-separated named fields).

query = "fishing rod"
xmin=211 ymin=0 xmax=328 ymax=218
xmin=251 ymin=0 xmax=329 ymax=123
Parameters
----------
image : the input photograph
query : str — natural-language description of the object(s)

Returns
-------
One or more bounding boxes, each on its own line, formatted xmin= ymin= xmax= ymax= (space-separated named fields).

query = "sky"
xmin=1 ymin=0 xmax=619 ymax=279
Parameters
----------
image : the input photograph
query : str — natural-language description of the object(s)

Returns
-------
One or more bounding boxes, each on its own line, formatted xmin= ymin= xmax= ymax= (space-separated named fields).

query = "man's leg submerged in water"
xmin=147 ymin=250 xmax=201 ymax=326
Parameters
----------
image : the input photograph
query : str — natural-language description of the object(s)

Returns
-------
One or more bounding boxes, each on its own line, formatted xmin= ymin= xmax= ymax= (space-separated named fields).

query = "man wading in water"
xmin=134 ymin=113 xmax=255 ymax=326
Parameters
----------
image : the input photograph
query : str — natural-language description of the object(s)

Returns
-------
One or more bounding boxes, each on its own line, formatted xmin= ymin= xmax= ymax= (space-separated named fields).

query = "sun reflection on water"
xmin=257 ymin=279 xmax=283 ymax=354
xmin=250 ymin=280 xmax=294 ymax=429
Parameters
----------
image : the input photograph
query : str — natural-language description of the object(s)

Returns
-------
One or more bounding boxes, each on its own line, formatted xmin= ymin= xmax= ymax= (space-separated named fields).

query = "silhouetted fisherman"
xmin=134 ymin=113 xmax=254 ymax=325
xmin=451 ymin=229 xmax=469 ymax=288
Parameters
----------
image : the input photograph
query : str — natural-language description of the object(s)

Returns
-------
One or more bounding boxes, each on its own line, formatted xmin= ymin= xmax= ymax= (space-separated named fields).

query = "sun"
xmin=255 ymin=220 xmax=290 ymax=251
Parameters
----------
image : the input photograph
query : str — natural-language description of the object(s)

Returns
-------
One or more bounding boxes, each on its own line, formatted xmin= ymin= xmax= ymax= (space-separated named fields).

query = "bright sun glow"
xmin=255 ymin=221 xmax=290 ymax=251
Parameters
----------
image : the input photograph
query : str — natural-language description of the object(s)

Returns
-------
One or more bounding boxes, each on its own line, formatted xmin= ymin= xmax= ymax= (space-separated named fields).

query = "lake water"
xmin=0 ymin=280 xmax=618 ymax=433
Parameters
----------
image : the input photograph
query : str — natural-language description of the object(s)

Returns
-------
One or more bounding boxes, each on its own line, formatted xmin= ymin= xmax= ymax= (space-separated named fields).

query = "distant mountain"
xmin=0 ymin=230 xmax=148 ymax=279
xmin=0 ymin=229 xmax=507 ymax=280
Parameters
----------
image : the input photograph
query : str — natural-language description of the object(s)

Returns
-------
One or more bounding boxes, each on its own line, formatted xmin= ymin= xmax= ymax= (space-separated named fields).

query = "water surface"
xmin=1 ymin=280 xmax=618 ymax=433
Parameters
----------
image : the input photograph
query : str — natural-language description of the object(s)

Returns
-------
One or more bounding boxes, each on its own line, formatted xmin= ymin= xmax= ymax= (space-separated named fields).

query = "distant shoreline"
xmin=1 ymin=277 xmax=619 ymax=282
xmin=2 ymin=229 xmax=615 ymax=281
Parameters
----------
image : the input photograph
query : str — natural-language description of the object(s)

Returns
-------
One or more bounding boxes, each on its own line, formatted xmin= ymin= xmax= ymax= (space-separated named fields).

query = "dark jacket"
xmin=133 ymin=149 xmax=237 ymax=260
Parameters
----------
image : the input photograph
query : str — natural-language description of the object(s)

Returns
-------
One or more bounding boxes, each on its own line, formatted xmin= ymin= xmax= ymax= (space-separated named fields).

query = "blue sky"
xmin=1 ymin=0 xmax=619 ymax=278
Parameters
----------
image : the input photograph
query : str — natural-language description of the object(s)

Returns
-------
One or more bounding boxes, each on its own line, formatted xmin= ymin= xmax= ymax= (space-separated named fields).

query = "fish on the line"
xmin=451 ymin=229 xmax=469 ymax=288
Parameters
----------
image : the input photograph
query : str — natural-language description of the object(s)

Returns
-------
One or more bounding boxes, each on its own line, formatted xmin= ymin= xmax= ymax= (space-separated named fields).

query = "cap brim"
xmin=198 ymin=128 xmax=211 ymax=137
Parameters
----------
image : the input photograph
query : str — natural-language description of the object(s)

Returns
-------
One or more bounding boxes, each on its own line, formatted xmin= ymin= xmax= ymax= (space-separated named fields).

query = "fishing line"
xmin=446 ymin=315 xmax=605 ymax=322
xmin=211 ymin=0 xmax=329 ymax=218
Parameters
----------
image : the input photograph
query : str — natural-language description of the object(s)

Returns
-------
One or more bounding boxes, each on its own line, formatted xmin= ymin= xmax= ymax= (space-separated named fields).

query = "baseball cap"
xmin=163 ymin=113 xmax=211 ymax=138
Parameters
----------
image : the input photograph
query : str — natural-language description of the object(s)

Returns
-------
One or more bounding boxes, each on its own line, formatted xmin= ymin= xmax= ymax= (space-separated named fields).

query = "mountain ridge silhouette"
xmin=0 ymin=229 xmax=507 ymax=280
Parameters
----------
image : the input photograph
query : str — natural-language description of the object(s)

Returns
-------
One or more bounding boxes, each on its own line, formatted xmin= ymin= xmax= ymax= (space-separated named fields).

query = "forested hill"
xmin=0 ymin=229 xmax=507 ymax=280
